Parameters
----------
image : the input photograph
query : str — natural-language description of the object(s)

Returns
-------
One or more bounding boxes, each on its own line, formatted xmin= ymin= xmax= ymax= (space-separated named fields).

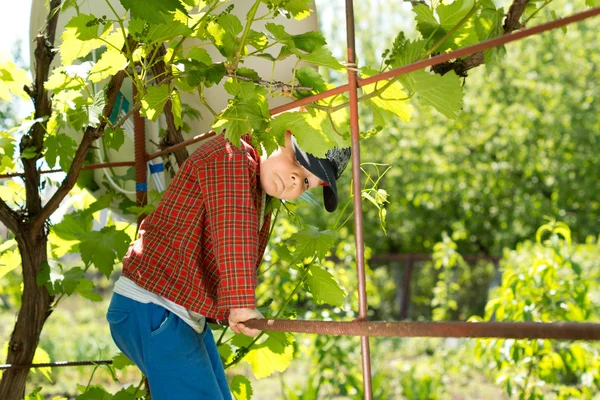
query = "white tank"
xmin=29 ymin=1 xmax=319 ymax=203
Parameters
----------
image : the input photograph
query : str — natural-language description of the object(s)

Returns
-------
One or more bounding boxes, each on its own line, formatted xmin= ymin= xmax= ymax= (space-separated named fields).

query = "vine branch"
xmin=31 ymin=37 xmax=138 ymax=234
xmin=431 ymin=0 xmax=530 ymax=77
xmin=0 ymin=198 xmax=19 ymax=235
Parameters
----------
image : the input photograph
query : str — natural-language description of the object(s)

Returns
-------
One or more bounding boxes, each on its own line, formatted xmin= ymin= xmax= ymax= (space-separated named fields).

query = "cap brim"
xmin=292 ymin=137 xmax=339 ymax=212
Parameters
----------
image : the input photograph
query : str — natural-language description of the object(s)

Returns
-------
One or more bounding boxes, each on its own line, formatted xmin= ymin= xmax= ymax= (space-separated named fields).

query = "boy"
xmin=107 ymin=130 xmax=350 ymax=399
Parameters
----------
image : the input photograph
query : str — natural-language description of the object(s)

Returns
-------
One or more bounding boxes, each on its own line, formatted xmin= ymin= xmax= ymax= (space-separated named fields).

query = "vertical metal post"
xmin=344 ymin=1 xmax=373 ymax=399
xmin=133 ymin=84 xmax=148 ymax=225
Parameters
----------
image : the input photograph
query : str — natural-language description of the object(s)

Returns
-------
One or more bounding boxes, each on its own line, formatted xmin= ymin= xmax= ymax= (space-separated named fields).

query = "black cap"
xmin=291 ymin=135 xmax=351 ymax=212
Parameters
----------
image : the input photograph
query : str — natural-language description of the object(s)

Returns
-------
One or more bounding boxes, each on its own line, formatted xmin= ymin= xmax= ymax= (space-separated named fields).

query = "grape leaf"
xmin=45 ymin=63 xmax=91 ymax=91
xmin=242 ymin=335 xmax=294 ymax=379
xmin=140 ymin=84 xmax=171 ymax=121
xmin=300 ymin=47 xmax=344 ymax=71
xmin=475 ymin=0 xmax=506 ymax=70
xmin=59 ymin=17 xmax=109 ymax=65
xmin=362 ymin=77 xmax=413 ymax=123
xmin=410 ymin=70 xmax=464 ymax=119
xmin=231 ymin=375 xmax=253 ymax=400
xmin=306 ymin=264 xmax=346 ymax=306
xmin=292 ymin=226 xmax=336 ymax=260
xmin=75 ymin=279 xmax=102 ymax=302
xmin=113 ymin=352 xmax=135 ymax=370
xmin=296 ymin=66 xmax=327 ymax=93
xmin=0 ymin=59 xmax=32 ymax=100
xmin=89 ymin=49 xmax=129 ymax=83
xmin=79 ymin=226 xmax=131 ymax=277
xmin=119 ymin=0 xmax=188 ymax=24
xmin=103 ymin=126 xmax=125 ymax=151
xmin=280 ymin=0 xmax=312 ymax=20
xmin=270 ymin=112 xmax=334 ymax=157
xmin=292 ymin=31 xmax=326 ymax=53
xmin=187 ymin=47 xmax=212 ymax=65
xmin=147 ymin=20 xmax=193 ymax=43
xmin=64 ymin=14 xmax=106 ymax=41
xmin=51 ymin=212 xmax=93 ymax=241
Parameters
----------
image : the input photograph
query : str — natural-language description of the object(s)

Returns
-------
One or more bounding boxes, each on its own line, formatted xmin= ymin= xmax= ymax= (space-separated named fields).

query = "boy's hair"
xmin=291 ymin=135 xmax=351 ymax=212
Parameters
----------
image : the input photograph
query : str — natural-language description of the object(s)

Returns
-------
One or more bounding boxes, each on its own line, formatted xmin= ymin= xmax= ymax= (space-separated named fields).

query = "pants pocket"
xmin=106 ymin=308 xmax=130 ymax=325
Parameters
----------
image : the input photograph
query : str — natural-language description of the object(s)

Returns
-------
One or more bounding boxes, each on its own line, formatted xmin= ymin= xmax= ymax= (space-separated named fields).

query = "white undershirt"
xmin=114 ymin=276 xmax=206 ymax=333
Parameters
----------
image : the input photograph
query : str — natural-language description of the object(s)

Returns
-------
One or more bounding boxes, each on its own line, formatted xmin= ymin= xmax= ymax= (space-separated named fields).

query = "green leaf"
xmin=409 ymin=70 xmax=463 ymax=119
xmin=413 ymin=4 xmax=440 ymax=39
xmin=437 ymin=0 xmax=475 ymax=31
xmin=186 ymin=62 xmax=227 ymax=88
xmin=361 ymin=68 xmax=413 ymax=123
xmin=280 ymin=0 xmax=312 ymax=20
xmin=586 ymin=0 xmax=599 ymax=7
xmin=45 ymin=63 xmax=92 ymax=91
xmin=87 ymin=90 xmax=107 ymax=128
xmin=119 ymin=0 xmax=188 ymax=24
xmin=242 ymin=335 xmax=294 ymax=378
xmin=292 ymin=31 xmax=326 ymax=53
xmin=218 ymin=14 xmax=243 ymax=37
xmin=475 ymin=0 xmax=506 ymax=70
xmin=187 ymin=47 xmax=212 ymax=65
xmin=64 ymin=14 xmax=105 ymax=41
xmin=0 ymin=244 xmax=20 ymax=280
xmin=207 ymin=18 xmax=237 ymax=59
xmin=171 ymin=90 xmax=183 ymax=129
xmin=59 ymin=18 xmax=108 ymax=64
xmin=147 ymin=20 xmax=193 ymax=43
xmin=103 ymin=126 xmax=125 ymax=151
xmin=44 ymin=133 xmax=77 ymax=171
xmin=265 ymin=23 xmax=292 ymax=45
xmin=292 ymin=226 xmax=336 ymax=260
xmin=246 ymin=30 xmax=268 ymax=50
xmin=52 ymin=212 xmax=93 ymax=241
xmin=76 ymin=385 xmax=112 ymax=400
xmin=296 ymin=66 xmax=327 ymax=93
xmin=79 ymin=226 xmax=131 ymax=277
xmin=231 ymin=375 xmax=253 ymax=400
xmin=89 ymin=48 xmax=129 ymax=83
xmin=112 ymin=353 xmax=135 ymax=370
xmin=61 ymin=267 xmax=85 ymax=295
xmin=306 ymin=264 xmax=346 ymax=306
xmin=270 ymin=112 xmax=341 ymax=157
xmin=300 ymin=47 xmax=344 ymax=71
xmin=140 ymin=84 xmax=171 ymax=121
xmin=236 ymin=68 xmax=260 ymax=81
xmin=75 ymin=278 xmax=102 ymax=302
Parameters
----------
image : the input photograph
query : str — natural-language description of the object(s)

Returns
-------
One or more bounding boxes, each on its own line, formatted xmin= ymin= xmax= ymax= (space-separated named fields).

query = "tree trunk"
xmin=0 ymin=230 xmax=53 ymax=400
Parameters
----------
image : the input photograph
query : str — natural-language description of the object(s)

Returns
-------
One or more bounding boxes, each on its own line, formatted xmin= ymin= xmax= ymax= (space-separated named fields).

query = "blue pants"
xmin=106 ymin=293 xmax=232 ymax=399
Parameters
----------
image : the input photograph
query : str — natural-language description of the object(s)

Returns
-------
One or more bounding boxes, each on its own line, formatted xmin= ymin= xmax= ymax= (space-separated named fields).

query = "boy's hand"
xmin=228 ymin=308 xmax=263 ymax=337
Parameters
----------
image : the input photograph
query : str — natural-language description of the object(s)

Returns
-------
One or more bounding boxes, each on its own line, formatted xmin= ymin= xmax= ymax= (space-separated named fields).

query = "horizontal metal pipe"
xmin=243 ymin=319 xmax=600 ymax=341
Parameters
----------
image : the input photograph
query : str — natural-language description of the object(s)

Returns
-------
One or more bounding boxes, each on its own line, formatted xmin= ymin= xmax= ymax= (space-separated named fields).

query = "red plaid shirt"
xmin=121 ymin=135 xmax=272 ymax=320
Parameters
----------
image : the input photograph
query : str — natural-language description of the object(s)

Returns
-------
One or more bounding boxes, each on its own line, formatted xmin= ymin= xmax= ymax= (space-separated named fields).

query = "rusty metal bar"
xmin=0 ymin=360 xmax=113 ymax=370
xmin=133 ymin=85 xmax=148 ymax=224
xmin=370 ymin=253 xmax=501 ymax=263
xmin=0 ymin=162 xmax=137 ymax=179
xmin=147 ymin=130 xmax=217 ymax=161
xmin=243 ymin=319 xmax=600 ymax=340
xmin=344 ymin=1 xmax=373 ymax=399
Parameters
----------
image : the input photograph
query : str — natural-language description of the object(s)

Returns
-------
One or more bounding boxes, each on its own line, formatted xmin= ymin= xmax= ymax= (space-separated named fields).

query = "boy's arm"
xmin=200 ymin=152 xmax=261 ymax=312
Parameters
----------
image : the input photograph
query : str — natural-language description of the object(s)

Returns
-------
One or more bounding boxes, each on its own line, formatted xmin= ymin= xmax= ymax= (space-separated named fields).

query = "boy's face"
xmin=260 ymin=132 xmax=324 ymax=200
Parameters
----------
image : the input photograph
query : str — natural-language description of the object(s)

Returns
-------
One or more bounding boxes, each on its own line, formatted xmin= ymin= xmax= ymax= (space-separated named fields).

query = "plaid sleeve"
xmin=200 ymin=151 xmax=259 ymax=310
